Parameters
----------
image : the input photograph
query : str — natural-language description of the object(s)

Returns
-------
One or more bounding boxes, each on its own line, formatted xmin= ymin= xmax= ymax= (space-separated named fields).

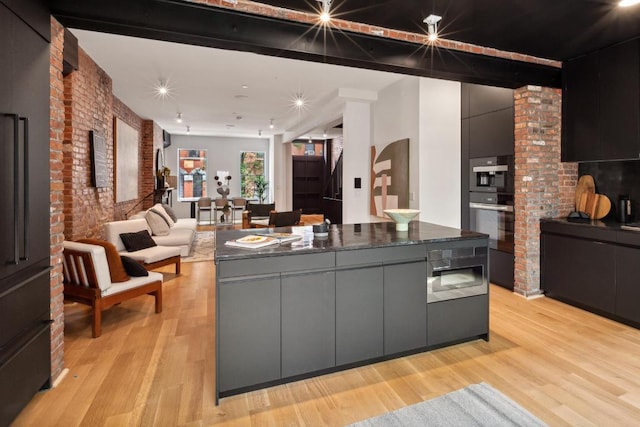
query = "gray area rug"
xmin=182 ymin=231 xmax=215 ymax=263
xmin=348 ymin=383 xmax=547 ymax=427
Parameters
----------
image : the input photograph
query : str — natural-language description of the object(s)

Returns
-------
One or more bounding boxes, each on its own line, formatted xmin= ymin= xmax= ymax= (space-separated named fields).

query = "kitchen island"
xmin=215 ymin=221 xmax=489 ymax=401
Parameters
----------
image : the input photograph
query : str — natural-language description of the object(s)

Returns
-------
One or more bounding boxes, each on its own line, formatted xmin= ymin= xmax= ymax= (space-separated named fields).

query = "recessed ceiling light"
xmin=226 ymin=124 xmax=235 ymax=128
xmin=241 ymin=84 xmax=249 ymax=89
xmin=234 ymin=94 xmax=249 ymax=99
xmin=619 ymin=0 xmax=640 ymax=6
xmin=155 ymin=79 xmax=171 ymax=98
xmin=293 ymin=93 xmax=306 ymax=109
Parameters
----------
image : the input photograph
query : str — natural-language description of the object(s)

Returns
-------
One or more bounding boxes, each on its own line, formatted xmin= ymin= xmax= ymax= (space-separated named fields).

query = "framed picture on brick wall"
xmin=90 ymin=130 xmax=108 ymax=188
xmin=114 ymin=118 xmax=139 ymax=202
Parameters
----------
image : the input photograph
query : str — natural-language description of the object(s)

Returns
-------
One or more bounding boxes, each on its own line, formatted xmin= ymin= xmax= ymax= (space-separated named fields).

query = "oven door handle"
xmin=469 ymin=202 xmax=514 ymax=212
xmin=472 ymin=165 xmax=509 ymax=173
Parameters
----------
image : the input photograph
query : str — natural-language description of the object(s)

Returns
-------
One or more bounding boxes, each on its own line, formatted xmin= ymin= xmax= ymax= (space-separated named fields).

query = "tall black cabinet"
xmin=0 ymin=1 xmax=52 ymax=426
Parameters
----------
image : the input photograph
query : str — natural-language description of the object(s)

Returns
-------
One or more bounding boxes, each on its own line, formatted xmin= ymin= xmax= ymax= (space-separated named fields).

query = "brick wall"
xmin=514 ymin=86 xmax=577 ymax=297
xmin=50 ymin=18 xmax=66 ymax=383
xmin=141 ymin=120 xmax=165 ymax=211
xmin=63 ymin=50 xmax=153 ymax=234
xmin=63 ymin=48 xmax=114 ymax=241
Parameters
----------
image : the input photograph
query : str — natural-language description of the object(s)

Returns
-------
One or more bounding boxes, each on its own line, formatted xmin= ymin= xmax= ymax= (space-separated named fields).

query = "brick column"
xmin=50 ymin=18 xmax=66 ymax=382
xmin=514 ymin=86 xmax=577 ymax=297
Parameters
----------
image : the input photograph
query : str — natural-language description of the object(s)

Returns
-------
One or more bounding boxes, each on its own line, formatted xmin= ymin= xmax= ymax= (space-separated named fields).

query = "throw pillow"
xmin=119 ymin=229 xmax=157 ymax=252
xmin=162 ymin=203 xmax=178 ymax=222
xmin=151 ymin=204 xmax=175 ymax=226
xmin=78 ymin=238 xmax=130 ymax=283
xmin=145 ymin=210 xmax=171 ymax=236
xmin=120 ymin=255 xmax=149 ymax=277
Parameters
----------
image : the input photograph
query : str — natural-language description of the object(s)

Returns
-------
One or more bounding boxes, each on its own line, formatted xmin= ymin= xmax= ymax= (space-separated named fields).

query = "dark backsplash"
xmin=579 ymin=160 xmax=640 ymax=222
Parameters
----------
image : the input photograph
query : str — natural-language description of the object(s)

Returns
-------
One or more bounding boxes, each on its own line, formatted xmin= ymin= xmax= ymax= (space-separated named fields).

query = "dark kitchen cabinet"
xmin=469 ymin=108 xmax=515 ymax=158
xmin=615 ymin=246 xmax=640 ymax=325
xmin=461 ymin=118 xmax=470 ymax=229
xmin=0 ymin=2 xmax=50 ymax=282
xmin=335 ymin=267 xmax=384 ymax=365
xmin=468 ymin=84 xmax=514 ymax=117
xmin=217 ymin=276 xmax=281 ymax=392
xmin=562 ymin=54 xmax=599 ymax=161
xmin=562 ymin=39 xmax=640 ymax=162
xmin=461 ymin=83 xmax=515 ymax=159
xmin=541 ymin=233 xmax=616 ymax=314
xmin=383 ymin=261 xmax=427 ymax=355
xmin=0 ymin=1 xmax=51 ymax=426
xmin=428 ymin=295 xmax=489 ymax=347
xmin=598 ymin=40 xmax=640 ymax=160
xmin=281 ymin=271 xmax=335 ymax=378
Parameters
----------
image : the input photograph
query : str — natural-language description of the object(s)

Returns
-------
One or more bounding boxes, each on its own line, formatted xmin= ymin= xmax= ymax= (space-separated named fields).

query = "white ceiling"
xmin=70 ymin=29 xmax=405 ymax=140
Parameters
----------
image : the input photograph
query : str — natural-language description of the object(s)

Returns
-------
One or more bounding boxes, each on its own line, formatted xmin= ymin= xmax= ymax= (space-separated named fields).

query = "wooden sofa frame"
xmin=63 ymin=246 xmax=163 ymax=337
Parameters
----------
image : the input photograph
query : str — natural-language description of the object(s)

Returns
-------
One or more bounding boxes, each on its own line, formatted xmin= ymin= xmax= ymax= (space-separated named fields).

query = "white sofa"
xmin=105 ymin=204 xmax=197 ymax=258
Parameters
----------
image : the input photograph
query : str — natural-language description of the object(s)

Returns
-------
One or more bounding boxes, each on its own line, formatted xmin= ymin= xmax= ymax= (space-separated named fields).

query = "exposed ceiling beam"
xmin=50 ymin=0 xmax=561 ymax=88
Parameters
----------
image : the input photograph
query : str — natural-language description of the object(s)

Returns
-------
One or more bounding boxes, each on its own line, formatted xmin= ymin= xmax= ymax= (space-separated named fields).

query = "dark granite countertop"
xmin=215 ymin=221 xmax=487 ymax=261
xmin=541 ymin=217 xmax=640 ymax=247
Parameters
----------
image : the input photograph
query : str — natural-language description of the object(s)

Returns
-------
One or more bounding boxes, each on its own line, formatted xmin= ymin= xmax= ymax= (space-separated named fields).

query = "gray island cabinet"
xmin=215 ymin=221 xmax=489 ymax=401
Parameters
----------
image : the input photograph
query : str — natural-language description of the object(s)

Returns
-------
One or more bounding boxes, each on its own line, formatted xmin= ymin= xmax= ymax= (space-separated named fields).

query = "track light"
xmin=176 ymin=112 xmax=183 ymax=123
xmin=424 ymin=14 xmax=442 ymax=42
xmin=318 ymin=0 xmax=332 ymax=23
xmin=258 ymin=129 xmax=262 ymax=136
xmin=269 ymin=119 xmax=274 ymax=129
xmin=186 ymin=125 xmax=190 ymax=134
xmin=620 ymin=0 xmax=640 ymax=6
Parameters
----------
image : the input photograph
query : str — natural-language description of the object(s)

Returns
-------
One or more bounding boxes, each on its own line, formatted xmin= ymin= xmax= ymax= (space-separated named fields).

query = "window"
xmin=240 ymin=151 xmax=265 ymax=199
xmin=178 ymin=149 xmax=207 ymax=201
xmin=292 ymin=141 xmax=324 ymax=156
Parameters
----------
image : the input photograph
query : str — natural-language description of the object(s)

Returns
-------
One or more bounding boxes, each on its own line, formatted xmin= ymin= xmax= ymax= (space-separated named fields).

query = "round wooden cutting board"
xmin=575 ymin=175 xmax=595 ymax=210
xmin=593 ymin=194 xmax=612 ymax=220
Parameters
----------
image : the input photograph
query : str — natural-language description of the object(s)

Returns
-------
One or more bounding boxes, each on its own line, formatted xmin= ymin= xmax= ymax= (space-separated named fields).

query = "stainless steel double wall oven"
xmin=468 ymin=156 xmax=514 ymax=288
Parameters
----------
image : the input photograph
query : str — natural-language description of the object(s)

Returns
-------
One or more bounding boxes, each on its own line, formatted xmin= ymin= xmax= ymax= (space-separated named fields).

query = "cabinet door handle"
xmin=20 ymin=117 xmax=29 ymax=261
xmin=5 ymin=113 xmax=20 ymax=265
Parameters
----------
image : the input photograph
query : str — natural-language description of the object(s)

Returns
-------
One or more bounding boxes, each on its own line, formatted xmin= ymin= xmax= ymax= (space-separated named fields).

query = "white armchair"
xmin=62 ymin=241 xmax=163 ymax=337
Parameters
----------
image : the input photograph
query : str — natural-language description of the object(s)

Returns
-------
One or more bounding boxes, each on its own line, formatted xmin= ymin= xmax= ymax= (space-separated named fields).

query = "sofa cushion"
xmin=120 ymin=230 xmax=157 ymax=252
xmin=151 ymin=204 xmax=175 ymax=226
xmin=120 ymin=255 xmax=149 ymax=277
xmin=63 ymin=241 xmax=113 ymax=292
xmin=152 ymin=227 xmax=195 ymax=248
xmin=146 ymin=210 xmax=171 ymax=236
xmin=173 ymin=218 xmax=197 ymax=230
xmin=120 ymin=246 xmax=181 ymax=264
xmin=161 ymin=203 xmax=178 ymax=222
xmin=78 ymin=239 xmax=130 ymax=283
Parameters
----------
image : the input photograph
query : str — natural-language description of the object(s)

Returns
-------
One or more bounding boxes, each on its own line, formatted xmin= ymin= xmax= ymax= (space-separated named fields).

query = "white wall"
xmin=342 ymin=100 xmax=373 ymax=224
xmin=418 ymin=78 xmax=461 ymax=228
xmin=165 ymin=134 xmax=270 ymax=218
xmin=372 ymin=77 xmax=420 ymax=210
xmin=370 ymin=76 xmax=461 ymax=228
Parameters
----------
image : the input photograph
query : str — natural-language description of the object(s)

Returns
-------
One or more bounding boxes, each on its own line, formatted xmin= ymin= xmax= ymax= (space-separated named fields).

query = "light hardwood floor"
xmin=13 ymin=256 xmax=640 ymax=426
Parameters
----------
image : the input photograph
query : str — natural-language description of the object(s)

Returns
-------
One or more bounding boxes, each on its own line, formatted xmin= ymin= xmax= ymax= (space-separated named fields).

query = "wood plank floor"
xmin=13 ymin=256 xmax=640 ymax=426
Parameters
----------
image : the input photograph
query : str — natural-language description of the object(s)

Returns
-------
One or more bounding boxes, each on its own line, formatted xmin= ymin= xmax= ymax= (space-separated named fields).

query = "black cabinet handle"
xmin=20 ymin=116 xmax=29 ymax=261
xmin=6 ymin=113 xmax=20 ymax=265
